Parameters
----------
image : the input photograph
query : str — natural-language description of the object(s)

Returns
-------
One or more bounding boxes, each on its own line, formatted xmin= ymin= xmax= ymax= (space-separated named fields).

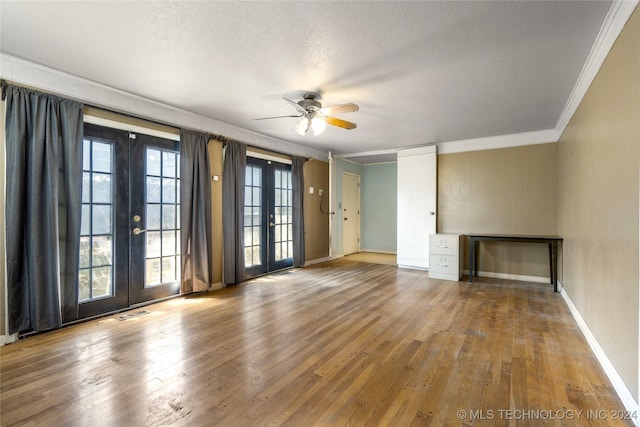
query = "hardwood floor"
xmin=0 ymin=260 xmax=634 ymax=426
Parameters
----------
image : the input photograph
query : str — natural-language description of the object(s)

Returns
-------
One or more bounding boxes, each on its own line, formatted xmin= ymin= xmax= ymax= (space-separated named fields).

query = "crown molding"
xmin=436 ymin=129 xmax=559 ymax=155
xmin=397 ymin=145 xmax=437 ymax=157
xmin=0 ymin=53 xmax=328 ymax=161
xmin=337 ymin=148 xmax=399 ymax=159
xmin=555 ymin=0 xmax=639 ymax=137
xmin=333 ymin=129 xmax=558 ymax=161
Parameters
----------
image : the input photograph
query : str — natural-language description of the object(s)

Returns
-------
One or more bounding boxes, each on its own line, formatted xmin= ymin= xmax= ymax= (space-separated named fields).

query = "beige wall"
xmin=438 ymin=143 xmax=558 ymax=279
xmin=208 ymin=140 xmax=224 ymax=286
xmin=557 ymin=6 xmax=639 ymax=400
xmin=303 ymin=159 xmax=330 ymax=262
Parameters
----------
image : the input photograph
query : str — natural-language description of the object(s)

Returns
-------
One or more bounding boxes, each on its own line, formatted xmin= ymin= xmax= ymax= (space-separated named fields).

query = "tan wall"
xmin=557 ymin=6 xmax=640 ymax=400
xmin=438 ymin=143 xmax=558 ymax=278
xmin=208 ymin=140 xmax=224 ymax=286
xmin=303 ymin=159 xmax=330 ymax=262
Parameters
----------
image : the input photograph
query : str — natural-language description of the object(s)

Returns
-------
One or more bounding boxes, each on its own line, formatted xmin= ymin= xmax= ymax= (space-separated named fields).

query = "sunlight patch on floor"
xmin=342 ymin=252 xmax=397 ymax=266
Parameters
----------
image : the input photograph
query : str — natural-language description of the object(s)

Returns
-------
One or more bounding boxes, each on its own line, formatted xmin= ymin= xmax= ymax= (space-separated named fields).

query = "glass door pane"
xmin=78 ymin=124 xmax=129 ymax=319
xmin=144 ymin=148 xmax=181 ymax=287
xmin=79 ymin=139 xmax=114 ymax=301
xmin=244 ymin=163 xmax=266 ymax=276
xmin=130 ymin=134 xmax=181 ymax=304
xmin=271 ymin=168 xmax=293 ymax=265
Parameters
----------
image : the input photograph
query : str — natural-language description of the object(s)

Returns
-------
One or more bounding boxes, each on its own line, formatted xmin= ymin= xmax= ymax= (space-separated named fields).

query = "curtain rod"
xmin=2 ymin=79 xmax=66 ymax=102
xmin=3 ymin=79 xmax=309 ymax=160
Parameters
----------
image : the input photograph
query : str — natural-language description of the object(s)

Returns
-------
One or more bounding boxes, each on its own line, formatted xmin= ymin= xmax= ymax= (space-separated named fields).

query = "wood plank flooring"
xmin=0 ymin=259 xmax=634 ymax=426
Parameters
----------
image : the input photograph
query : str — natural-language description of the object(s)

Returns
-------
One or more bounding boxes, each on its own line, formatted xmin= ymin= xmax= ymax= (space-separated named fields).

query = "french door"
xmin=78 ymin=123 xmax=180 ymax=319
xmin=244 ymin=157 xmax=293 ymax=277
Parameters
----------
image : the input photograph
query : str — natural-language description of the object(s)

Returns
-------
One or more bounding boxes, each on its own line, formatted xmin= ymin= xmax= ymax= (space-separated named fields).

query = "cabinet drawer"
xmin=429 ymin=255 xmax=459 ymax=274
xmin=429 ymin=235 xmax=458 ymax=256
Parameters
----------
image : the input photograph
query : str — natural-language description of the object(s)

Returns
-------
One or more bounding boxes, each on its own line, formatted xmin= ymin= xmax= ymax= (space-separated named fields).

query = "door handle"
xmin=132 ymin=227 xmax=146 ymax=235
xmin=344 ymin=217 xmax=348 ymax=221
xmin=269 ymin=222 xmax=275 ymax=227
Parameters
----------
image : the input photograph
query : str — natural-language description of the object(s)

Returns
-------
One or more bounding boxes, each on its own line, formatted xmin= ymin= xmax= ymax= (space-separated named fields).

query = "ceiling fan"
xmin=255 ymin=92 xmax=359 ymax=136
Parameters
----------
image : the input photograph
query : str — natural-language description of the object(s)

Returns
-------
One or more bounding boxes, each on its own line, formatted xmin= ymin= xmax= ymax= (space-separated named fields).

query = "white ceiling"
xmin=0 ymin=1 xmax=617 ymax=161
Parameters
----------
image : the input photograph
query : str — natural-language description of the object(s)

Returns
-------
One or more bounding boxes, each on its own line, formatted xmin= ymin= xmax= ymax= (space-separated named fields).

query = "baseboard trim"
xmin=360 ymin=249 xmax=397 ymax=255
xmin=561 ymin=286 xmax=639 ymax=425
xmin=397 ymin=258 xmax=428 ymax=270
xmin=463 ymin=270 xmax=550 ymax=284
xmin=304 ymin=256 xmax=331 ymax=266
xmin=1 ymin=333 xmax=19 ymax=346
xmin=398 ymin=264 xmax=428 ymax=271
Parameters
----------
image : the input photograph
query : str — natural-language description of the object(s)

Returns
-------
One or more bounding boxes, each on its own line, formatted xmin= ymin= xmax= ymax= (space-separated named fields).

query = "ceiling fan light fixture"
xmin=311 ymin=117 xmax=326 ymax=136
xmin=295 ymin=117 xmax=309 ymax=135
xmin=256 ymin=93 xmax=358 ymax=136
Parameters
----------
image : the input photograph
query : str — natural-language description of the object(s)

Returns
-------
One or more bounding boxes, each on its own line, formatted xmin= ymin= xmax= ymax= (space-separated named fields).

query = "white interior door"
xmin=342 ymin=172 xmax=360 ymax=255
xmin=397 ymin=146 xmax=437 ymax=269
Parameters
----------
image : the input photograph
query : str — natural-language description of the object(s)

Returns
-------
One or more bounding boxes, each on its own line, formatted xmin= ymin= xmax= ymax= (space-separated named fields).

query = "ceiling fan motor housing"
xmin=298 ymin=93 xmax=322 ymax=113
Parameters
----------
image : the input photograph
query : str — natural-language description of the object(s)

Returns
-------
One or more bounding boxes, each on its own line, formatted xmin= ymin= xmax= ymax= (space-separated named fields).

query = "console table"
xmin=468 ymin=234 xmax=563 ymax=292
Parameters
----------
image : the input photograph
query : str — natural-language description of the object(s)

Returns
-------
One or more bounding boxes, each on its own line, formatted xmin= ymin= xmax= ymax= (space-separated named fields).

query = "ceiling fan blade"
xmin=326 ymin=116 xmax=357 ymax=130
xmin=319 ymin=103 xmax=359 ymax=116
xmin=283 ymin=97 xmax=308 ymax=115
xmin=254 ymin=114 xmax=303 ymax=120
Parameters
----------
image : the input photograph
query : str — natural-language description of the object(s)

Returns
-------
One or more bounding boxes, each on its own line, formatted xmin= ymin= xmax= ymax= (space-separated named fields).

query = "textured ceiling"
xmin=0 ymin=1 xmax=613 ymax=159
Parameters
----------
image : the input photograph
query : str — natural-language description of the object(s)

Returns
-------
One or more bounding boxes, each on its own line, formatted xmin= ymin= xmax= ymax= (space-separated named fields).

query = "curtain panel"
xmin=291 ymin=156 xmax=306 ymax=268
xmin=222 ymin=141 xmax=246 ymax=285
xmin=179 ymin=129 xmax=213 ymax=293
xmin=3 ymin=83 xmax=83 ymax=334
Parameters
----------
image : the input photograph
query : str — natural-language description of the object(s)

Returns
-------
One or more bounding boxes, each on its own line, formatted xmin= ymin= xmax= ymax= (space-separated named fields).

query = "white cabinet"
xmin=397 ymin=146 xmax=437 ymax=269
xmin=429 ymin=234 xmax=463 ymax=281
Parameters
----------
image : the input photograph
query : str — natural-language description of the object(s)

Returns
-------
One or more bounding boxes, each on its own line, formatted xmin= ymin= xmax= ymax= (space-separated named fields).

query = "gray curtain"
xmin=180 ymin=129 xmax=212 ymax=293
xmin=222 ymin=140 xmax=246 ymax=285
xmin=292 ymin=156 xmax=306 ymax=267
xmin=3 ymin=83 xmax=83 ymax=334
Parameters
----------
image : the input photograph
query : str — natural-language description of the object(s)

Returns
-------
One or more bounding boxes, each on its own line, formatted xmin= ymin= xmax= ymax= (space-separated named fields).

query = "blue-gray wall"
xmin=362 ymin=162 xmax=397 ymax=252
xmin=334 ymin=158 xmax=397 ymax=256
